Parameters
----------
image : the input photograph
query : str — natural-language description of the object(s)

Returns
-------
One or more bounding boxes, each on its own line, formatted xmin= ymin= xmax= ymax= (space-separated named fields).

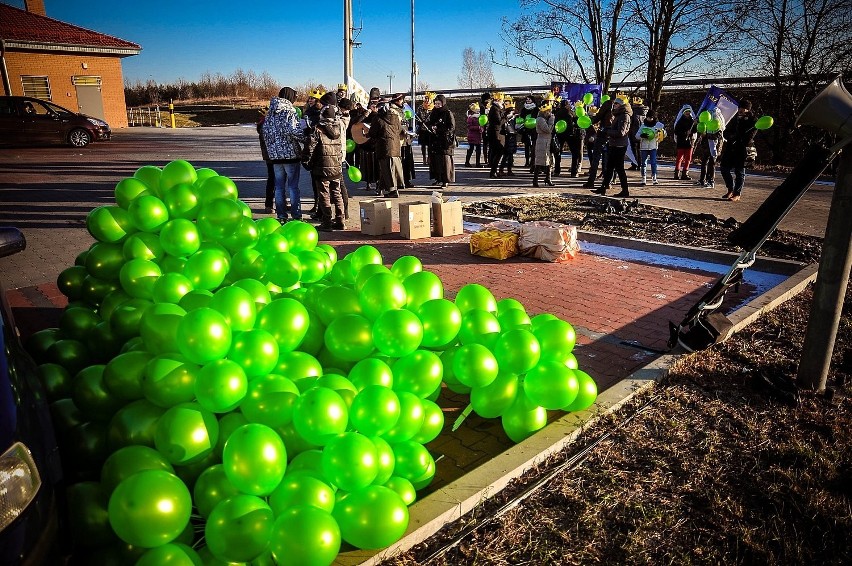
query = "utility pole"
xmin=410 ymin=0 xmax=416 ymax=133
xmin=387 ymin=72 xmax=395 ymax=94
xmin=343 ymin=0 xmax=353 ymax=88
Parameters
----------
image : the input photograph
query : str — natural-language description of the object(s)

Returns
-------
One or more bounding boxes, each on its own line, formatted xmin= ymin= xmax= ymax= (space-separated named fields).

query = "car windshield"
xmin=37 ymin=101 xmax=75 ymax=117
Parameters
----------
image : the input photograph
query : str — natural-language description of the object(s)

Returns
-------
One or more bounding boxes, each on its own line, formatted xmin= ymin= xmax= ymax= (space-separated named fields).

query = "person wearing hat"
xmin=336 ymin=83 xmax=348 ymax=103
xmin=583 ymin=98 xmax=614 ymax=189
xmin=390 ymin=93 xmax=416 ymax=188
xmin=417 ymin=92 xmax=436 ymax=167
xmin=261 ymin=86 xmax=304 ymax=223
xmin=368 ymin=93 xmax=406 ymax=198
xmin=628 ymin=96 xmax=648 ymax=170
xmin=720 ymin=99 xmax=757 ymax=201
xmin=352 ymin=91 xmax=381 ymax=193
xmin=486 ymin=92 xmax=506 ymax=178
xmin=532 ymin=93 xmax=556 ymax=188
xmin=426 ymin=94 xmax=456 ymax=187
xmin=465 ymin=102 xmax=483 ymax=167
xmin=312 ymin=103 xmax=346 ymax=230
xmin=673 ymin=104 xmax=697 ymax=180
xmin=519 ymin=94 xmax=538 ymax=168
xmin=592 ymin=95 xmax=633 ymax=197
xmin=479 ymin=92 xmax=493 ymax=163
xmin=499 ymin=95 xmax=518 ymax=176
xmin=304 ymin=86 xmax=326 ymax=129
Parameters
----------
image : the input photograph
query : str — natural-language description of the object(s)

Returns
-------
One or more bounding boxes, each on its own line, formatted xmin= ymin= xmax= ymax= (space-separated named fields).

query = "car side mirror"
xmin=0 ymin=227 xmax=26 ymax=259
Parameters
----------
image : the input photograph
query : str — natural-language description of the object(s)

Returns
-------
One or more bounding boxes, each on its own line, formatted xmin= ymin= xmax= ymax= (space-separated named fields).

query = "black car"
xmin=0 ymin=228 xmax=64 ymax=565
xmin=0 ymin=96 xmax=110 ymax=148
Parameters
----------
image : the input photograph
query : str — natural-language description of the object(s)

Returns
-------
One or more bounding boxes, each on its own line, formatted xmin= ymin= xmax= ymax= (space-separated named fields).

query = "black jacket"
xmin=312 ymin=117 xmax=342 ymax=180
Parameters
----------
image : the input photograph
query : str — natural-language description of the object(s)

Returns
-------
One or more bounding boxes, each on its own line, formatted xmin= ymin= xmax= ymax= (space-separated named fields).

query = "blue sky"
xmin=13 ymin=0 xmax=541 ymax=92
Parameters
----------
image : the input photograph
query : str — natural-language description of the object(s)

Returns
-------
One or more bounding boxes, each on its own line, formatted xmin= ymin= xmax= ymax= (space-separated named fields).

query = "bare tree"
xmin=458 ymin=47 xmax=496 ymax=89
xmin=496 ymin=0 xmax=629 ymax=92
xmin=625 ymin=0 xmax=740 ymax=109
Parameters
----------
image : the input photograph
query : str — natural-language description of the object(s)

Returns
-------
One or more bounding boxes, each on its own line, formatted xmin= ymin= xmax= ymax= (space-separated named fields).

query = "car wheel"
xmin=68 ymin=128 xmax=91 ymax=147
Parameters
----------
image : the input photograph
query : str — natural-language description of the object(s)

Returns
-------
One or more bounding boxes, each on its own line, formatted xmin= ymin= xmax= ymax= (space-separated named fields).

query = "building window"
xmin=72 ymin=76 xmax=102 ymax=87
xmin=21 ymin=76 xmax=51 ymax=100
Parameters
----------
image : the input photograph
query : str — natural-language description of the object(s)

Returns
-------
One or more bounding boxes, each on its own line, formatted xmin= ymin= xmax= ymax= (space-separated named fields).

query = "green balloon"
xmin=122 ymin=232 xmax=165 ymax=263
xmin=524 ymin=116 xmax=536 ymax=129
xmin=315 ymin=285 xmax=361 ymax=326
xmin=57 ymin=265 xmax=88 ymax=301
xmin=471 ymin=372 xmax=518 ymax=418
xmin=577 ymin=115 xmax=592 ymax=129
xmin=268 ymin=474 xmax=335 ymax=516
xmin=177 ymin=289 xmax=213 ymax=312
xmin=195 ymin=359 xmax=248 ymax=413
xmin=698 ymin=110 xmax=711 ymax=123
xmin=321 ymin=432 xmax=379 ymax=491
xmin=281 ymin=220 xmax=319 ymax=253
xmin=87 ymin=206 xmax=136 ymax=244
xmin=229 ymin=248 xmax=267 ymax=281
xmin=293 ymin=386 xmax=349 ymax=446
xmin=134 ymin=166 xmax=163 ymax=193
xmin=193 ymin=463 xmax=240 ymax=518
xmin=348 ymin=358 xmax=393 ymax=390
xmin=136 ymin=543 xmax=201 ymax=566
xmin=392 ymin=350 xmax=443 ymax=399
xmin=183 ymin=248 xmax=230 ymax=291
xmin=37 ymin=363 xmax=73 ymax=401
xmin=359 ymin=273 xmax=407 ymax=321
xmin=453 ymin=343 xmax=499 ymax=388
xmin=600 ymin=94 xmax=610 ymax=103
xmin=403 ymin=270 xmax=443 ymax=310
xmin=152 ymin=272 xmax=194 ymax=305
xmin=82 ymin=274 xmax=121 ymax=306
xmin=108 ymin=470 xmax=192 ymax=548
xmin=143 ymin=353 xmax=199 ymax=407
xmin=154 ymin=402 xmax=219 ymax=465
xmin=493 ymin=328 xmax=541 ymax=374
xmin=223 ymin=423 xmax=287 ymax=495
xmin=101 ymin=445 xmax=174 ymax=493
xmin=275 ymin=350 xmax=323 ymax=381
xmin=119 ymin=258 xmax=161 ymax=299
xmin=103 ymin=350 xmax=152 ymax=401
xmin=220 ymin=216 xmax=260 ymax=254
xmin=128 ymin=194 xmax=169 ymax=233
xmin=269 ymin=505 xmax=341 ymax=566
xmin=47 ymin=338 xmax=90 ymax=374
xmin=333 ymin=486 xmax=409 ymax=550
xmin=265 ymin=251 xmax=302 ymax=288
xmin=72 ymin=364 xmax=124 ymax=420
xmin=350 ymin=385 xmax=400 ymax=436
xmin=390 ymin=255 xmax=422 ymax=280
xmin=205 ymin=494 xmax=274 ymax=563
xmin=370 ymin=436 xmax=396 ymax=485
xmin=84 ymin=242 xmax=125 ymax=280
xmin=458 ymin=308 xmax=501 ymax=348
xmin=562 ymin=369 xmax=598 ymax=411
xmin=297 ymin=250 xmax=328 ymax=283
xmin=478 ymin=114 xmax=488 ymax=126
xmin=226 ymin=328 xmax=278 ymax=378
xmin=534 ymin=318 xmax=577 ymax=362
xmin=214 ymin=411 xmax=249 ymax=457
xmin=198 ymin=175 xmax=239 ymax=204
xmin=315 ymin=373 xmax=357 ymax=407
xmin=524 ymin=360 xmax=579 ymax=409
xmin=412 ymin=398 xmax=444 ymax=444
xmin=706 ymin=118 xmax=721 ymax=133
xmin=66 ymin=481 xmax=113 ymax=549
xmin=697 ymin=122 xmax=708 ymax=134
xmin=554 ymin=119 xmax=567 ymax=133
xmin=755 ymin=115 xmax=774 ymax=130
xmin=416 ymin=298 xmax=462 ymax=349
xmin=197 ymin=198 xmax=243 ymax=241
xmin=372 ymin=309 xmax=423 ymax=358
xmin=384 ymin=476 xmax=417 ymax=506
xmin=162 ymin=183 xmax=200 ymax=220
xmin=107 ymin=399 xmax=165 ymax=450
xmin=59 ymin=306 xmax=101 ymax=341
xmin=391 ymin=439 xmax=433 ymax=483
xmin=139 ymin=302 xmax=185 ymax=355
xmin=175 ymin=307 xmax=232 ymax=364
xmin=255 ymin=297 xmax=310 ymax=352
xmin=349 ymin=244 xmax=383 ymax=274
xmin=497 ymin=307 xmax=532 ymax=331
xmin=256 ymin=231 xmax=290 ymax=256
xmin=240 ymin=373 xmax=299 ymax=427
xmin=454 ymin=283 xmax=497 ymax=314
xmin=381 ymin=391 xmax=424 ymax=443
xmin=194 ymin=166 xmax=220 ymax=187
xmin=347 ymin=165 xmax=363 ymax=183
xmin=208 ymin=286 xmax=256 ymax=331
xmin=583 ymin=92 xmax=594 ymax=105
xmin=159 ymin=219 xmax=200 ymax=257
xmin=160 ymin=159 xmax=198 ymax=193
xmin=114 ymin=177 xmax=151 ymax=209
xmin=346 ymin=138 xmax=357 ymax=153
xmin=324 ymin=313 xmax=374 ymax=362
xmin=354 ymin=263 xmax=391 ymax=292
xmin=501 ymin=394 xmax=547 ymax=443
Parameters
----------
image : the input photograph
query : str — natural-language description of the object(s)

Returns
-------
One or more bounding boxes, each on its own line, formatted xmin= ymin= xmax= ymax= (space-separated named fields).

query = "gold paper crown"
xmin=308 ymin=87 xmax=326 ymax=99
xmin=492 ymin=91 xmax=505 ymax=101
xmin=469 ymin=102 xmax=479 ymax=111
xmin=587 ymin=105 xmax=599 ymax=115
xmin=632 ymin=96 xmax=643 ymax=105
xmin=574 ymin=100 xmax=585 ymax=107
xmin=504 ymin=95 xmax=514 ymax=108
xmin=616 ymin=93 xmax=630 ymax=103
xmin=423 ymin=91 xmax=436 ymax=100
xmin=337 ymin=83 xmax=348 ymax=91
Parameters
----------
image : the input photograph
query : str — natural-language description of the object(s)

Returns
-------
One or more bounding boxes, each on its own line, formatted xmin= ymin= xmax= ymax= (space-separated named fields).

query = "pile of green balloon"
xmin=31 ymin=159 xmax=598 ymax=565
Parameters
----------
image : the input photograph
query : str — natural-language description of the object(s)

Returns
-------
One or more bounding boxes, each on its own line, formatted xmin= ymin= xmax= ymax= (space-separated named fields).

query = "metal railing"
xmin=127 ymin=106 xmax=163 ymax=127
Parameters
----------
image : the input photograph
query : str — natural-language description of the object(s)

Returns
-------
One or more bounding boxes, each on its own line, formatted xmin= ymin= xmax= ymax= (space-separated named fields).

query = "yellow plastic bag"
xmin=470 ymin=229 xmax=519 ymax=260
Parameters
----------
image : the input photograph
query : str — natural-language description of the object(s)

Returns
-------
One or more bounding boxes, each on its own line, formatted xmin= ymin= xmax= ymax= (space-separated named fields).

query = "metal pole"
xmin=388 ymin=72 xmax=394 ymax=94
xmin=797 ymin=147 xmax=852 ymax=391
xmin=411 ymin=0 xmax=416 ymax=134
xmin=343 ymin=0 xmax=352 ymax=86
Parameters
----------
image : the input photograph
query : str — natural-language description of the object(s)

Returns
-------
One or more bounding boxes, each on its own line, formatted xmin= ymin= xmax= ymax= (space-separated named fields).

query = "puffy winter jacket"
xmin=368 ymin=108 xmax=402 ymax=159
xmin=604 ymin=103 xmax=633 ymax=147
xmin=312 ymin=117 xmax=342 ymax=180
xmin=261 ymin=97 xmax=303 ymax=162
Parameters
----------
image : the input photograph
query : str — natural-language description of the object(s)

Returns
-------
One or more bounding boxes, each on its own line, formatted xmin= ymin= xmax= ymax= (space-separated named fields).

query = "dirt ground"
xmin=386 ymin=195 xmax=851 ymax=565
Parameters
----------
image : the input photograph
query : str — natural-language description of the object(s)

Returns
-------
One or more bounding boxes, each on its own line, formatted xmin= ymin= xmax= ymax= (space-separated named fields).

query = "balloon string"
xmin=452 ymin=404 xmax=474 ymax=432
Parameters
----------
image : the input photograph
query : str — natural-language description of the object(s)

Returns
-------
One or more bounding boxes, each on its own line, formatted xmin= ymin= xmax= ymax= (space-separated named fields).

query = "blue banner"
xmin=550 ymin=82 xmax=604 ymax=105
xmin=696 ymin=85 xmax=739 ymax=124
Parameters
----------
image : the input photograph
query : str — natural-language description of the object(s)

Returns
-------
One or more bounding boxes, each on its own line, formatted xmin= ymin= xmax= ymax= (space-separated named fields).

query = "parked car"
xmin=0 ymin=227 xmax=64 ymax=565
xmin=0 ymin=96 xmax=110 ymax=148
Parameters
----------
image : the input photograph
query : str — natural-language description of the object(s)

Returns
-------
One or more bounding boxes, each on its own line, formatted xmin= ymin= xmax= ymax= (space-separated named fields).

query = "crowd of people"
xmin=257 ymin=85 xmax=760 ymax=229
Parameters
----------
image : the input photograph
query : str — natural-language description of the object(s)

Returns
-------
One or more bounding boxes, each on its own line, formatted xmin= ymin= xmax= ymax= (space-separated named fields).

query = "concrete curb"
xmin=336 ymin=221 xmax=818 ymax=565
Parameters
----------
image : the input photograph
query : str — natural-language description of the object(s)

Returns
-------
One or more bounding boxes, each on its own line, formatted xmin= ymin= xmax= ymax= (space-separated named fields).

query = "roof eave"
xmin=2 ymin=39 xmax=141 ymax=57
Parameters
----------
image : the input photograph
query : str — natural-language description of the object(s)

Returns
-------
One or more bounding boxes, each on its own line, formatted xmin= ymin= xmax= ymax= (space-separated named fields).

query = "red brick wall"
xmin=5 ymin=51 xmax=130 ymax=128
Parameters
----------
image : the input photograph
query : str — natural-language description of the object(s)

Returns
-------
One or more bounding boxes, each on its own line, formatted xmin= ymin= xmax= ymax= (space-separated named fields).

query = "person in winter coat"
xmin=337 ymin=98 xmax=353 ymax=219
xmin=592 ymin=96 xmax=633 ymax=197
xmin=673 ymin=104 xmax=697 ymax=180
xmin=352 ymin=95 xmax=381 ymax=192
xmin=533 ymin=94 xmax=556 ymax=188
xmin=487 ymin=92 xmax=506 ymax=178
xmin=584 ymin=99 xmax=614 ymax=189
xmin=416 ymin=93 xmax=435 ymax=165
xmin=465 ymin=103 xmax=483 ymax=167
xmin=368 ymin=96 xmax=405 ymax=198
xmin=566 ymin=102 xmax=586 ymax=178
xmin=312 ymin=104 xmax=345 ymax=230
xmin=500 ymin=95 xmax=518 ymax=176
xmin=479 ymin=92 xmax=492 ymax=163
xmin=261 ymin=87 xmax=304 ymax=222
xmin=552 ymin=99 xmax=573 ymax=176
xmin=695 ymin=107 xmax=726 ymax=189
xmin=628 ymin=97 xmax=648 ymax=170
xmin=427 ymin=94 xmax=456 ymax=187
xmin=635 ymin=109 xmax=666 ymax=186
xmin=303 ymin=87 xmax=325 ymax=129
xmin=256 ymin=114 xmax=274 ymax=212
xmin=720 ymin=100 xmax=757 ymax=201
xmin=519 ymin=95 xmax=538 ymax=167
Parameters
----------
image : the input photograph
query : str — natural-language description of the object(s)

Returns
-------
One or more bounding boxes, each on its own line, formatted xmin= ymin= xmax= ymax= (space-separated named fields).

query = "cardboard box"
xmin=359 ymin=199 xmax=393 ymax=236
xmin=432 ymin=200 xmax=464 ymax=236
xmin=399 ymin=201 xmax=432 ymax=240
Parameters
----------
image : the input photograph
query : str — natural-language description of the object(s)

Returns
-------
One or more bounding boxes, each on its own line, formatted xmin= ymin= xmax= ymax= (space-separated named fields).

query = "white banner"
xmin=347 ymin=76 xmax=369 ymax=106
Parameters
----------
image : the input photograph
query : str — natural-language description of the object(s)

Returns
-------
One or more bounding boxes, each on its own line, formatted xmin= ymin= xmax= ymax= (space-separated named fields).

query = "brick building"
xmin=0 ymin=0 xmax=140 ymax=128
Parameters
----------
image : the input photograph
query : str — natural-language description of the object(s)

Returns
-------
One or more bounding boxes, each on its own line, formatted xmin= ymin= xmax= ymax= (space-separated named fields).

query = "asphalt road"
xmin=0 ymin=125 xmax=835 ymax=290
